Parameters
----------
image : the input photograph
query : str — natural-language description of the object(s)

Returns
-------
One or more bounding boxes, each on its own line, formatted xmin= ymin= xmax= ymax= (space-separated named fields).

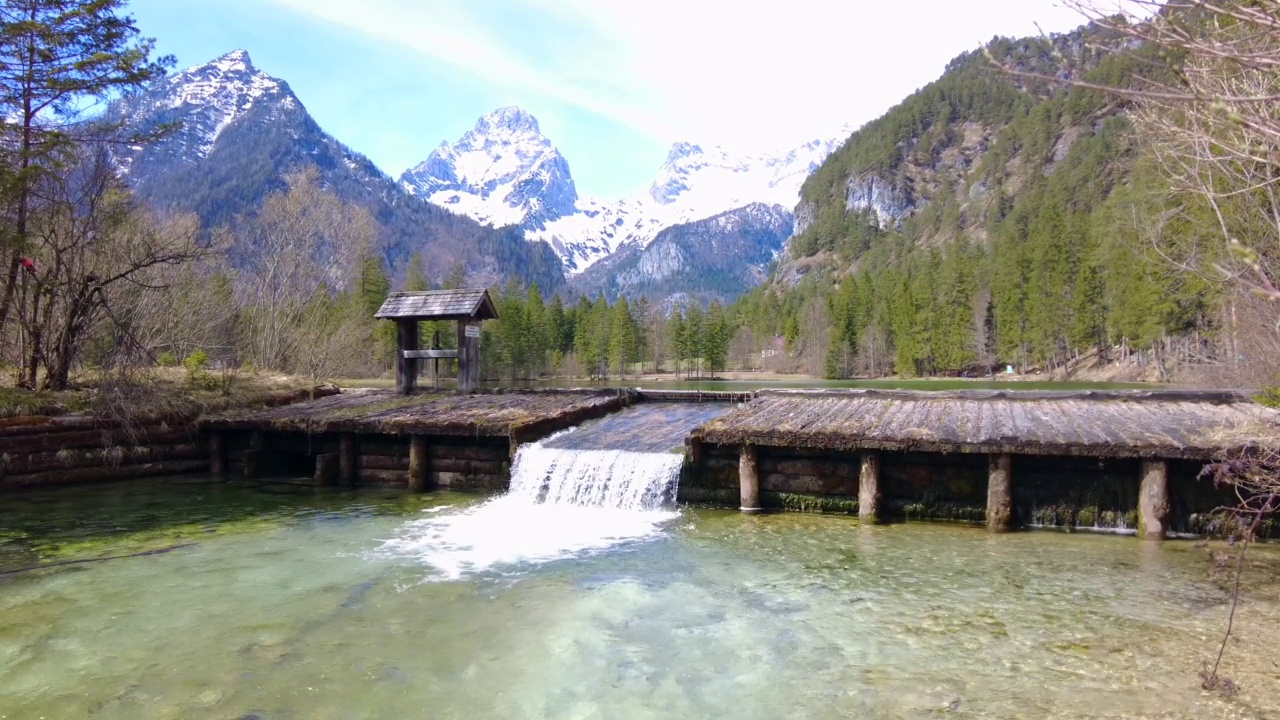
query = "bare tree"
xmin=645 ymin=300 xmax=669 ymax=374
xmin=728 ymin=325 xmax=757 ymax=372
xmin=289 ymin=292 xmax=370 ymax=386
xmin=121 ymin=253 xmax=239 ymax=366
xmin=8 ymin=146 xmax=206 ymax=389
xmin=235 ymin=169 xmax=377 ymax=372
xmin=855 ymin=324 xmax=893 ymax=378
xmin=0 ymin=0 xmax=173 ymax=341
xmin=999 ymin=1 xmax=1280 ymax=692
xmin=798 ymin=297 xmax=831 ymax=378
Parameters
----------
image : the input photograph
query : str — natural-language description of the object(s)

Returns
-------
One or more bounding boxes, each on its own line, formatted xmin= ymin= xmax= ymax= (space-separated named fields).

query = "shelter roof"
xmin=374 ymin=289 xmax=499 ymax=321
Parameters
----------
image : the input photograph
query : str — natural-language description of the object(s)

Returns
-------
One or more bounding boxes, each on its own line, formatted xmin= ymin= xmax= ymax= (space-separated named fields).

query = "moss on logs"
xmin=764 ymin=492 xmax=859 ymax=515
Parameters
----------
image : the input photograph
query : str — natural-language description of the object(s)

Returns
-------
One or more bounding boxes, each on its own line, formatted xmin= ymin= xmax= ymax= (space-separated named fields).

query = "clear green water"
xmin=2 ymin=478 xmax=1278 ymax=719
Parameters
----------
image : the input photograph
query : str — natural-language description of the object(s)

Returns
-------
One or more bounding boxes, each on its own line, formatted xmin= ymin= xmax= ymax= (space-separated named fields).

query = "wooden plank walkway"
xmin=202 ymin=388 xmax=632 ymax=441
xmin=691 ymin=389 xmax=1280 ymax=460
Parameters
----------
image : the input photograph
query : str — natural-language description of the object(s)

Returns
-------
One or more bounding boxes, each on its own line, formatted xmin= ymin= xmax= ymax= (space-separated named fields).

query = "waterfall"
xmin=376 ymin=431 xmax=687 ymax=581
xmin=506 ymin=442 xmax=683 ymax=511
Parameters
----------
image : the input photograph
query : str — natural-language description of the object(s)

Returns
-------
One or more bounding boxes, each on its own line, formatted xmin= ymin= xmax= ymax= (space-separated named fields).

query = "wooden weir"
xmin=686 ymin=389 xmax=1280 ymax=539
xmin=203 ymin=389 xmax=634 ymax=491
xmin=200 ymin=386 xmax=1280 ymax=541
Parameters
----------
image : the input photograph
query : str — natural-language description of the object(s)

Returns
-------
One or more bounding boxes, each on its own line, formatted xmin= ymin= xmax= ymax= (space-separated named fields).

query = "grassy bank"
xmin=0 ymin=369 xmax=329 ymax=421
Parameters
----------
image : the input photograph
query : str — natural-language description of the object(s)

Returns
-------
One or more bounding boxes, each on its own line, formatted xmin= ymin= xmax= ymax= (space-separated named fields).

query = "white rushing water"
xmin=377 ymin=434 xmax=684 ymax=580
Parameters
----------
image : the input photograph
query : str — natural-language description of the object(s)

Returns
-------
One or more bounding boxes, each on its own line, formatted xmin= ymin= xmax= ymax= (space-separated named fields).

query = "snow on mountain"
xmin=400 ymin=106 xmax=578 ymax=230
xmin=116 ymin=50 xmax=291 ymax=163
xmin=536 ymin=137 xmax=842 ymax=272
xmin=405 ymin=107 xmax=846 ymax=273
xmin=106 ymin=52 xmax=568 ymax=293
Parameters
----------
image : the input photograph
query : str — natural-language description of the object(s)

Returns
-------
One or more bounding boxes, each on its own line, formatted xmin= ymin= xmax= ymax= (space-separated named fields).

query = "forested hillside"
xmin=731 ymin=25 xmax=1216 ymax=378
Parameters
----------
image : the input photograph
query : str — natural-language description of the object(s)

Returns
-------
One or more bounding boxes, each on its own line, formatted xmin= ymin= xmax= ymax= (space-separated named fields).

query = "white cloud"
xmin=267 ymin=0 xmax=679 ymax=140
xmin=268 ymin=0 xmax=1093 ymax=153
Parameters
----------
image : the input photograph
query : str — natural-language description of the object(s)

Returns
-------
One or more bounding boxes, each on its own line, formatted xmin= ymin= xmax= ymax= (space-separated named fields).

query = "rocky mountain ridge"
xmin=571 ymin=203 xmax=794 ymax=305
xmin=402 ymin=106 xmax=846 ymax=273
xmin=107 ymin=51 xmax=566 ymax=292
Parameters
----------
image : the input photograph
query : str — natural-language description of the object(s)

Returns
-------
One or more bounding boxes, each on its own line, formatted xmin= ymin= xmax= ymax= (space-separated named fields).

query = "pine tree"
xmin=668 ymin=309 xmax=687 ymax=378
xmin=0 ymin=0 xmax=175 ymax=338
xmin=356 ymin=253 xmax=394 ymax=363
xmin=524 ymin=284 xmax=548 ymax=376
xmin=403 ymin=253 xmax=430 ymax=292
xmin=607 ymin=297 xmax=638 ymax=376
xmin=684 ymin=304 xmax=706 ymax=379
xmin=548 ymin=294 xmax=571 ymax=353
xmin=704 ymin=301 xmax=731 ymax=377
xmin=443 ymin=262 xmax=467 ymax=290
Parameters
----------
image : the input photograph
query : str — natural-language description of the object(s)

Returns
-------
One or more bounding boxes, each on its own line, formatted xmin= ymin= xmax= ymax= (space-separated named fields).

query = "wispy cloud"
xmin=268 ymin=0 xmax=1091 ymax=153
xmin=268 ymin=0 xmax=678 ymax=141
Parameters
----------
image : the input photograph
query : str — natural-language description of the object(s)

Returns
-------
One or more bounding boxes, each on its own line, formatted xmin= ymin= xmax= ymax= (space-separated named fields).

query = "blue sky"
xmin=127 ymin=0 xmax=1091 ymax=200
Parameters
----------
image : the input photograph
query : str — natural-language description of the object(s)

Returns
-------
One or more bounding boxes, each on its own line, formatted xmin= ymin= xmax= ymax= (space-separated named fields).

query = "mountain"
xmin=539 ymin=138 xmax=841 ymax=274
xmin=400 ymin=106 xmax=578 ymax=230
xmin=571 ymin=203 xmax=794 ymax=305
xmin=402 ymin=107 xmax=845 ymax=276
xmin=108 ymin=51 xmax=565 ymax=292
xmin=732 ymin=24 xmax=1212 ymax=379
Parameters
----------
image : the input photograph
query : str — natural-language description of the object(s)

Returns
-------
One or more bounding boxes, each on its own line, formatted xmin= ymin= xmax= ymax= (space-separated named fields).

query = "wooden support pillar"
xmin=243 ymin=431 xmax=265 ymax=479
xmin=685 ymin=437 xmax=703 ymax=467
xmin=739 ymin=444 xmax=761 ymax=514
xmin=457 ymin=320 xmax=480 ymax=394
xmin=314 ymin=453 xmax=339 ymax=486
xmin=858 ymin=452 xmax=880 ymax=523
xmin=209 ymin=433 xmax=225 ymax=477
xmin=396 ymin=319 xmax=419 ymax=395
xmin=408 ymin=436 xmax=429 ymax=492
xmin=987 ymin=453 xmax=1014 ymax=532
xmin=338 ymin=434 xmax=356 ymax=485
xmin=1139 ymin=459 xmax=1170 ymax=540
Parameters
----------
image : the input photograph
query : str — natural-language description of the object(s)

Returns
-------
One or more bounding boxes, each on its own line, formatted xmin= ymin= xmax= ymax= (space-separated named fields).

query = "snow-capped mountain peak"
xmin=405 ymin=107 xmax=848 ymax=273
xmin=400 ymin=105 xmax=578 ymax=229
xmin=473 ymin=105 xmax=543 ymax=136
xmin=117 ymin=49 xmax=292 ymax=160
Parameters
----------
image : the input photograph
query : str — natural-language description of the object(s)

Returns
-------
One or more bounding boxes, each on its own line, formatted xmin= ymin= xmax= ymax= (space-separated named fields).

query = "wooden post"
xmin=987 ymin=453 xmax=1014 ymax=532
xmin=396 ymin=319 xmax=419 ymax=395
xmin=457 ymin=320 xmax=481 ymax=394
xmin=314 ymin=453 xmax=339 ymax=486
xmin=1139 ymin=460 xmax=1170 ymax=540
xmin=408 ymin=436 xmax=429 ymax=492
xmin=339 ymin=434 xmax=356 ymax=484
xmin=859 ymin=452 xmax=880 ymax=523
xmin=739 ymin=444 xmax=761 ymax=514
xmin=685 ymin=437 xmax=703 ymax=468
xmin=243 ymin=431 xmax=265 ymax=479
xmin=209 ymin=433 xmax=225 ymax=477
xmin=431 ymin=330 xmax=442 ymax=390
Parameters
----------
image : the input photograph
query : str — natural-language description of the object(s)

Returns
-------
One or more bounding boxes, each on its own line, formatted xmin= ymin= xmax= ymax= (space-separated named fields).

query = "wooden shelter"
xmin=374 ymin=289 xmax=499 ymax=394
